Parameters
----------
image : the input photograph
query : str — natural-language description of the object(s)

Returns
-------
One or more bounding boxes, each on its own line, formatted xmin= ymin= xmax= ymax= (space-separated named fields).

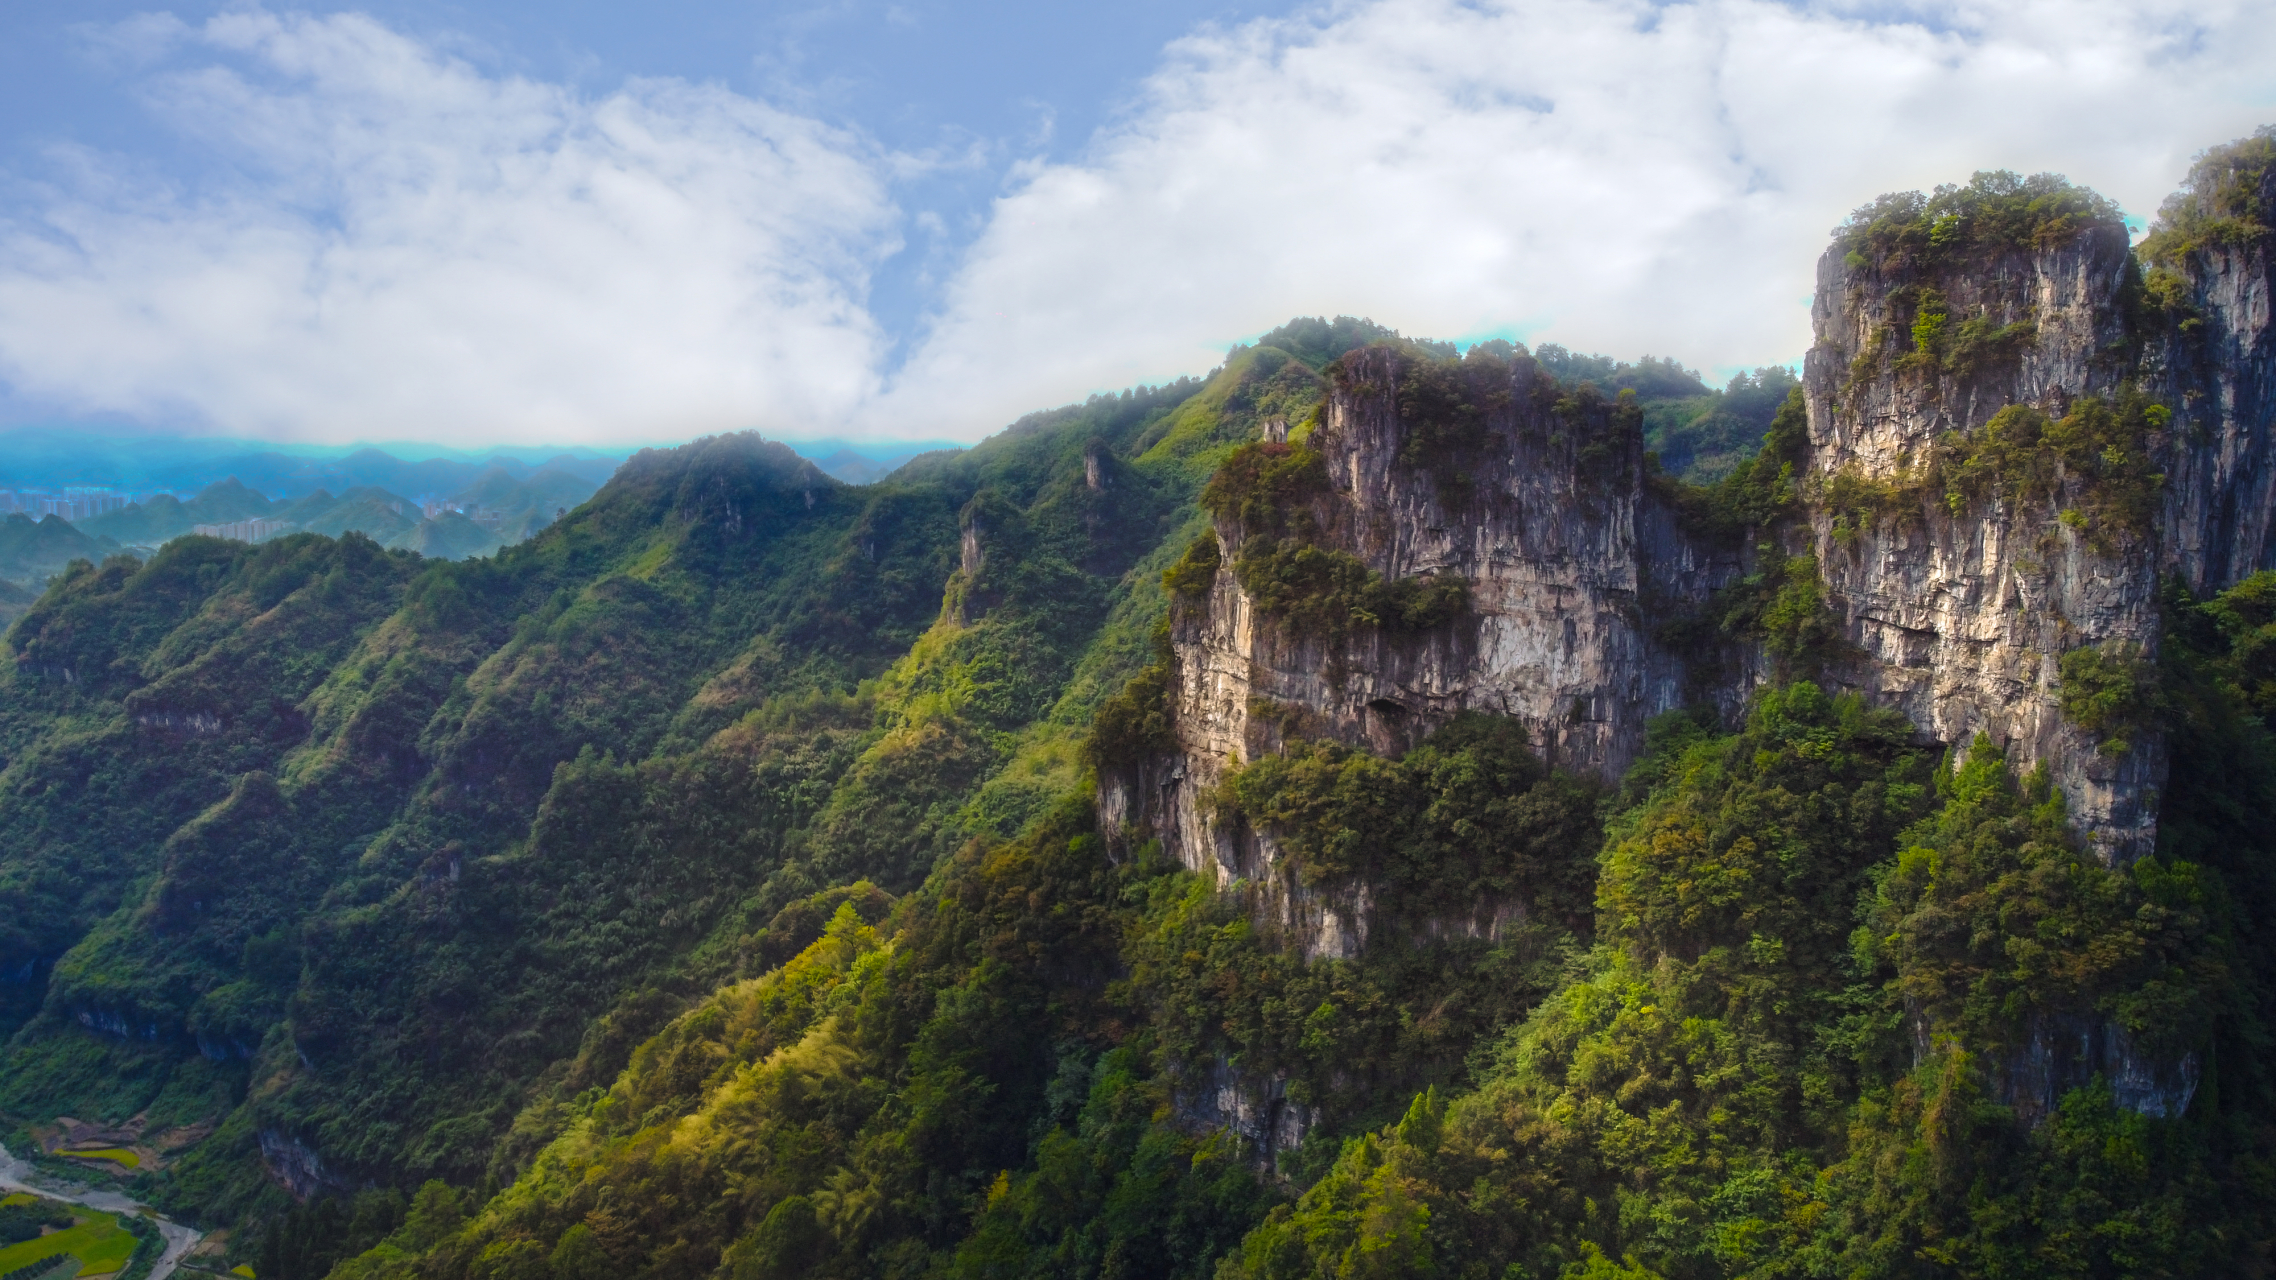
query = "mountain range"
xmin=0 ymin=128 xmax=2272 ymax=1280
xmin=0 ymin=433 xmax=948 ymax=500
xmin=0 ymin=436 xmax=622 ymax=501
xmin=0 ymin=464 xmax=610 ymax=605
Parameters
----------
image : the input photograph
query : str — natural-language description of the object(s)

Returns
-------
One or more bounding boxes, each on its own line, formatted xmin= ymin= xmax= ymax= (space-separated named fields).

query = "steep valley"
xmin=3 ymin=135 xmax=2276 ymax=1280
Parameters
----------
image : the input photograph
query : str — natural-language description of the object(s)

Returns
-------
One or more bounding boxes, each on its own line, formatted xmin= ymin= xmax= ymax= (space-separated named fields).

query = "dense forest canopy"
xmin=2 ymin=133 xmax=2275 ymax=1280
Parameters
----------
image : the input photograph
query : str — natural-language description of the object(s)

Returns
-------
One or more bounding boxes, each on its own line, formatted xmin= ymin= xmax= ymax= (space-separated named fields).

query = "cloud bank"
xmin=894 ymin=0 xmax=2276 ymax=432
xmin=0 ymin=11 xmax=898 ymax=444
xmin=1 ymin=1 xmax=2270 ymax=445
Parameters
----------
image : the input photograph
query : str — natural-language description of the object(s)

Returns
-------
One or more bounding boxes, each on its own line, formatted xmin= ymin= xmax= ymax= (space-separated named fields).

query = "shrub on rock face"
xmin=1212 ymin=712 xmax=1599 ymax=926
xmin=2059 ymin=642 xmax=2164 ymax=754
xmin=1084 ymin=660 xmax=1175 ymax=770
xmin=1838 ymin=169 xmax=2130 ymax=270
xmin=2140 ymin=126 xmax=2276 ymax=265
xmin=1201 ymin=440 xmax=1469 ymax=639
xmin=1159 ymin=534 xmax=1221 ymax=600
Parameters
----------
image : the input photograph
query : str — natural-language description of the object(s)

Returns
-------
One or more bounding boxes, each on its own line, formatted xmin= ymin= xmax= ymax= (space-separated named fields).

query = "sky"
xmin=0 ymin=0 xmax=2270 ymax=451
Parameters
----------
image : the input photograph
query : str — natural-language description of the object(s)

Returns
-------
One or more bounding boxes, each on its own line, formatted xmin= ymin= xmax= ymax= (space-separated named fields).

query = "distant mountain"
xmin=0 ymin=513 xmax=109 ymax=587
xmin=811 ymin=448 xmax=922 ymax=485
xmin=77 ymin=478 xmax=287 ymax=546
xmin=0 ymin=576 xmax=33 ymax=631
xmin=78 ymin=495 xmax=189 ymax=545
xmin=280 ymin=449 xmax=612 ymax=502
xmin=443 ymin=464 xmax=600 ymax=540
xmin=73 ymin=495 xmax=196 ymax=545
xmin=71 ymin=468 xmax=599 ymax=562
xmin=279 ymin=468 xmax=597 ymax=557
xmin=389 ymin=509 xmax=505 ymax=560
xmin=280 ymin=487 xmax=420 ymax=542
xmin=0 ymin=431 xmax=622 ymax=500
xmin=173 ymin=476 xmax=278 ymax=522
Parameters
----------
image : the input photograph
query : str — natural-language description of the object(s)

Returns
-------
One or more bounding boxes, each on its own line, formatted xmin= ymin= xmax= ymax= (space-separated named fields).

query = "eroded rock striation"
xmin=1106 ymin=160 xmax=2276 ymax=965
xmin=1103 ymin=347 xmax=1752 ymax=961
xmin=1802 ymin=198 xmax=2168 ymax=863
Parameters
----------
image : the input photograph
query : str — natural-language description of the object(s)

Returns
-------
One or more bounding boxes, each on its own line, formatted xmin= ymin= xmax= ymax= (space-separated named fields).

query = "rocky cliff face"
xmin=2150 ymin=165 xmax=2276 ymax=592
xmin=1801 ymin=217 xmax=2169 ymax=864
xmin=1107 ymin=165 xmax=2276 ymax=953
xmin=1099 ymin=349 xmax=1752 ymax=959
xmin=1100 ymin=160 xmax=2276 ymax=1144
xmin=1801 ymin=159 xmax=2276 ymax=867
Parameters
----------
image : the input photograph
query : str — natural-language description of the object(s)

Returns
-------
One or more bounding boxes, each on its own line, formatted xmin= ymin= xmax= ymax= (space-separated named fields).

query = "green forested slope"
xmin=0 ymin=321 xmax=1379 ymax=1264
xmin=0 ymin=514 xmax=110 ymax=589
xmin=1224 ymin=664 xmax=2273 ymax=1278
xmin=1 ymin=309 xmax=2270 ymax=1280
xmin=281 ymin=490 xmax=421 ymax=543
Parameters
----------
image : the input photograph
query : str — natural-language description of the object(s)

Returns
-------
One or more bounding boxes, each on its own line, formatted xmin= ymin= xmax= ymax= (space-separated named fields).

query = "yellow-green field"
xmin=0 ymin=1195 xmax=33 ymax=1207
xmin=0 ymin=1208 xmax=140 ymax=1278
xmin=55 ymin=1150 xmax=139 ymax=1170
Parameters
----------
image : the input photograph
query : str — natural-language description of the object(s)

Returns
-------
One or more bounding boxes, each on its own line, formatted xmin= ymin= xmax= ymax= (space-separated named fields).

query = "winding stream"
xmin=0 ymin=1144 xmax=203 ymax=1280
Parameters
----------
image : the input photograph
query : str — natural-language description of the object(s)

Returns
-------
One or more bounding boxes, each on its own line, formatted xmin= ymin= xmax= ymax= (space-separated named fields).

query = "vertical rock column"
xmin=1800 ymin=221 xmax=2167 ymax=864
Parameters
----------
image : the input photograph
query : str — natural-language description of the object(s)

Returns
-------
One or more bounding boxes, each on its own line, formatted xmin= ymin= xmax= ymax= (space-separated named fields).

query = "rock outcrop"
xmin=1102 ymin=159 xmax=2276 ymax=1139
xmin=1801 ymin=211 xmax=2168 ymax=864
xmin=1101 ymin=348 xmax=1751 ymax=960
xmin=2150 ymin=163 xmax=2276 ymax=591
xmin=1115 ymin=170 xmax=2276 ymax=900
xmin=258 ymin=1127 xmax=353 ymax=1202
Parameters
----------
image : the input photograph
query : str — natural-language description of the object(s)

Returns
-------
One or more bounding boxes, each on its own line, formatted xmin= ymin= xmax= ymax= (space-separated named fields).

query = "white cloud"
xmin=0 ymin=2 xmax=2270 ymax=446
xmin=878 ymin=0 xmax=2276 ymax=433
xmin=0 ymin=11 xmax=898 ymax=445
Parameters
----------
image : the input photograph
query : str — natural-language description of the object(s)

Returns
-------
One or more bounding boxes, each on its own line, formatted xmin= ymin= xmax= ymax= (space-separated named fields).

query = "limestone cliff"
xmin=2148 ymin=151 xmax=2276 ymax=590
xmin=1106 ymin=157 xmax=2276 ymax=963
xmin=1803 ymin=155 xmax=2276 ymax=867
xmin=1100 ymin=348 xmax=1751 ymax=959
xmin=1801 ymin=199 xmax=2167 ymax=864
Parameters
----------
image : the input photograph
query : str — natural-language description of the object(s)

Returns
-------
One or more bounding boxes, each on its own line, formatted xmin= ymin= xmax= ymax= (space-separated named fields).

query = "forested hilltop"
xmin=3 ymin=129 xmax=2276 ymax=1280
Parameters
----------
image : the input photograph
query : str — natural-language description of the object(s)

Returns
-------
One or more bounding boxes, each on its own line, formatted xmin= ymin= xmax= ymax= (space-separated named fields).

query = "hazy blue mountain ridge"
xmin=0 ymin=515 xmax=109 ymax=593
xmin=0 ymin=432 xmax=622 ymax=500
xmin=55 ymin=466 xmax=607 ymax=571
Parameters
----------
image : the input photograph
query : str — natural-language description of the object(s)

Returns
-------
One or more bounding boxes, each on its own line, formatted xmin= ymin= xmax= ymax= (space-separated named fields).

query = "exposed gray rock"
xmin=134 ymin=709 xmax=226 ymax=737
xmin=1996 ymin=1012 xmax=2200 ymax=1126
xmin=257 ymin=1128 xmax=352 ymax=1203
xmin=1128 ymin=348 xmax=1750 ymax=949
xmin=1803 ymin=222 xmax=2167 ymax=864
xmin=1107 ymin=175 xmax=2276 ymax=1126
xmin=1171 ymin=1056 xmax=1315 ymax=1170
xmin=2149 ymin=165 xmax=2276 ymax=590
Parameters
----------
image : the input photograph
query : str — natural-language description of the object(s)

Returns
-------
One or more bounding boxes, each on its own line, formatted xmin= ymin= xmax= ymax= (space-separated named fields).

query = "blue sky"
xmin=0 ymin=0 xmax=2270 ymax=450
xmin=0 ymin=0 xmax=1276 ymax=356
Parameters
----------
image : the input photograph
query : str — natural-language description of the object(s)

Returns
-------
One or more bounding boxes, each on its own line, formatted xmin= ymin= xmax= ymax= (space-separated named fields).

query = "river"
xmin=0 ymin=1144 xmax=203 ymax=1280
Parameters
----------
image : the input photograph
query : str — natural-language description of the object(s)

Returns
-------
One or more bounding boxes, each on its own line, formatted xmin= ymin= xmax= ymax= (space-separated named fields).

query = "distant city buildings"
xmin=192 ymin=518 xmax=289 ymax=543
xmin=0 ymin=487 xmax=193 ymax=520
xmin=0 ymin=487 xmax=149 ymax=521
